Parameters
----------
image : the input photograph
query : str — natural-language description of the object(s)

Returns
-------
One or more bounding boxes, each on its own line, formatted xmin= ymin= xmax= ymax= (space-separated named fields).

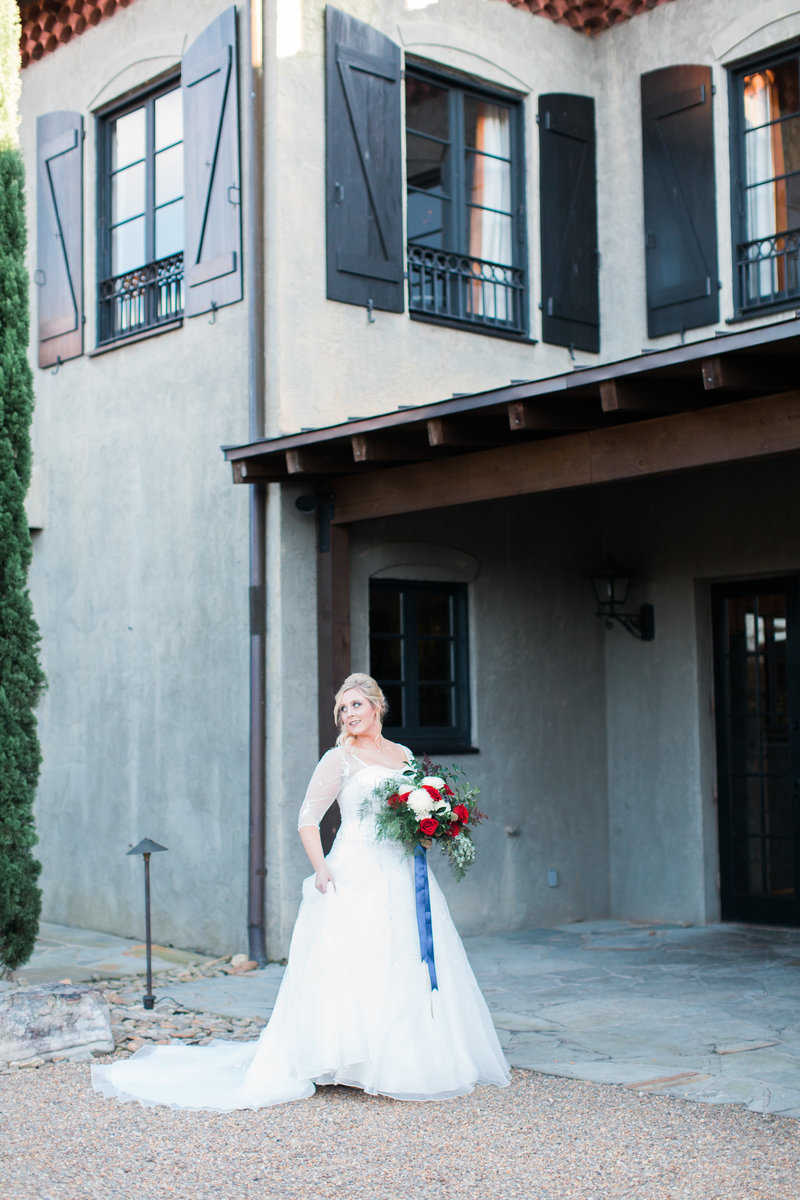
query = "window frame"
xmin=369 ymin=578 xmax=473 ymax=753
xmin=730 ymin=43 xmax=800 ymax=318
xmin=404 ymin=61 xmax=528 ymax=341
xmin=95 ymin=71 xmax=184 ymax=347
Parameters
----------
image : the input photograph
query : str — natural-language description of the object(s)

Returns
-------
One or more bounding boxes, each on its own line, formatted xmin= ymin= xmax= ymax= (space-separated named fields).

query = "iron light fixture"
xmin=127 ymin=837 xmax=168 ymax=1010
xmin=589 ymin=559 xmax=655 ymax=641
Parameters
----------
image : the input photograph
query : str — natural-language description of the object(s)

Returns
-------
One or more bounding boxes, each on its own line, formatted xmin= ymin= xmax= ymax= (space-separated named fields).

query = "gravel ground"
xmin=2 ymin=1062 xmax=798 ymax=1200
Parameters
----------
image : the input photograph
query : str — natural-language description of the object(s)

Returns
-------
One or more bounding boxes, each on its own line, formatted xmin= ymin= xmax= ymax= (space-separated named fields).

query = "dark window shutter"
xmin=641 ymin=65 xmax=719 ymax=338
xmin=36 ymin=111 xmax=83 ymax=368
xmin=539 ymin=94 xmax=599 ymax=353
xmin=182 ymin=5 xmax=242 ymax=318
xmin=325 ymin=6 xmax=403 ymax=314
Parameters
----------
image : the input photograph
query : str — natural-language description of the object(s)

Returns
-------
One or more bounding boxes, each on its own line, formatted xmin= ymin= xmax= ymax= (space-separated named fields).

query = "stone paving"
xmin=4 ymin=917 xmax=800 ymax=1118
xmin=5 ymin=921 xmax=214 ymax=985
xmin=472 ymin=920 xmax=800 ymax=1118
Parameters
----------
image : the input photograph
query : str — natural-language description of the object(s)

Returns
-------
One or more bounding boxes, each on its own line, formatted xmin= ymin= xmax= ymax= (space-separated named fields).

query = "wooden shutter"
xmin=641 ymin=65 xmax=719 ymax=338
xmin=539 ymin=94 xmax=599 ymax=353
xmin=36 ymin=111 xmax=83 ymax=368
xmin=325 ymin=6 xmax=403 ymax=313
xmin=182 ymin=6 xmax=242 ymax=318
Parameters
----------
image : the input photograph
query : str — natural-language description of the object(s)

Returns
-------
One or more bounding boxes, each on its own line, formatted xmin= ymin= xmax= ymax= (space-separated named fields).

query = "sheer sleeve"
xmin=297 ymin=747 xmax=348 ymax=830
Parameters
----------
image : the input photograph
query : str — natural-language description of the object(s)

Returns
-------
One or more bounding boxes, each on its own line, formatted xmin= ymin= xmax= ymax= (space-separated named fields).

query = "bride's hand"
xmin=315 ymin=865 xmax=336 ymax=893
xmin=420 ymin=837 xmax=432 ymax=850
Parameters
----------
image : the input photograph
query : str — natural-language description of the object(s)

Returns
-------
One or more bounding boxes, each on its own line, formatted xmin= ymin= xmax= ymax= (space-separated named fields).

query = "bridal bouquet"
xmin=368 ymin=755 xmax=487 ymax=881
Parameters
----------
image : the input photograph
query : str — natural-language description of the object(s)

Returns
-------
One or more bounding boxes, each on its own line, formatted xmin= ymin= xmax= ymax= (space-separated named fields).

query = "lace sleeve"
xmin=297 ymin=748 xmax=348 ymax=830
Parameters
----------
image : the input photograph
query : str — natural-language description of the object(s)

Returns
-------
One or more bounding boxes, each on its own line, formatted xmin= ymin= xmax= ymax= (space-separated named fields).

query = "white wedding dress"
xmin=91 ymin=748 xmax=510 ymax=1110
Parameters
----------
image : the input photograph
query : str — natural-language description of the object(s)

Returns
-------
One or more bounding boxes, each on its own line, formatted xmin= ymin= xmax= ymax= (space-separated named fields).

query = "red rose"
xmin=452 ymin=804 xmax=469 ymax=824
xmin=442 ymin=783 xmax=454 ymax=796
xmin=387 ymin=793 xmax=404 ymax=808
xmin=419 ymin=817 xmax=438 ymax=836
xmin=422 ymin=785 xmax=442 ymax=803
xmin=448 ymin=821 xmax=462 ymax=838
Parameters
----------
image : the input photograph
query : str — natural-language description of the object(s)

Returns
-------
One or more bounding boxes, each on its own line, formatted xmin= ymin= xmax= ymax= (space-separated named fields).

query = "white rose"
xmin=407 ymin=788 xmax=435 ymax=818
xmin=421 ymin=776 xmax=445 ymax=790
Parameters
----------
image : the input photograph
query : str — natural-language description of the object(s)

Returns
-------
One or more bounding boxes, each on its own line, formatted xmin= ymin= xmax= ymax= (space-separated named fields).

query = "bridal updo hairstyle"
xmin=334 ymin=673 xmax=388 ymax=747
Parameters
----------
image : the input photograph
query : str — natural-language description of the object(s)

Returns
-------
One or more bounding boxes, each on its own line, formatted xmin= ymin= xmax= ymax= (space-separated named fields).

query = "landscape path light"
xmin=127 ymin=837 xmax=168 ymax=1010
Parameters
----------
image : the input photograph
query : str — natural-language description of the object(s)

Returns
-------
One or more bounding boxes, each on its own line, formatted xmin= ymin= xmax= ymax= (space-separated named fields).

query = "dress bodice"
xmin=297 ymin=746 xmax=412 ymax=840
xmin=337 ymin=762 xmax=407 ymax=839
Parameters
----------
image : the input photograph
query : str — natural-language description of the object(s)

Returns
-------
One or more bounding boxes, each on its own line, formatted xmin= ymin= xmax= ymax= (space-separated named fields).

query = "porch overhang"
xmin=222 ymin=317 xmax=800 ymax=525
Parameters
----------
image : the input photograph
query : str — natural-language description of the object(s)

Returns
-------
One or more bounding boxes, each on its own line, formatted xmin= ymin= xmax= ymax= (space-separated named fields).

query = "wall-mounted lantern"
xmin=588 ymin=559 xmax=655 ymax=641
xmin=127 ymin=838 xmax=168 ymax=1010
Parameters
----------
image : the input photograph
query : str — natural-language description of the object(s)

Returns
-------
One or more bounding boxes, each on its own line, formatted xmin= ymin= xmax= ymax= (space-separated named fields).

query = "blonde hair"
xmin=334 ymin=673 xmax=388 ymax=747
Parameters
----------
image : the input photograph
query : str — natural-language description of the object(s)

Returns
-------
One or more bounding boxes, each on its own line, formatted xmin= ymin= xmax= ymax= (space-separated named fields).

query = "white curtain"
xmin=744 ymin=71 xmax=786 ymax=299
xmin=468 ymin=106 xmax=512 ymax=320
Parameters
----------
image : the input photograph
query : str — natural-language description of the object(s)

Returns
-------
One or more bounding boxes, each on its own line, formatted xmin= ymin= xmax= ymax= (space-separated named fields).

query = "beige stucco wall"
xmin=602 ymin=455 xmax=800 ymax=925
xmin=19 ymin=0 xmax=254 ymax=954
xmin=16 ymin=0 xmax=800 ymax=956
xmin=346 ymin=491 xmax=610 ymax=939
xmin=265 ymin=0 xmax=800 ymax=436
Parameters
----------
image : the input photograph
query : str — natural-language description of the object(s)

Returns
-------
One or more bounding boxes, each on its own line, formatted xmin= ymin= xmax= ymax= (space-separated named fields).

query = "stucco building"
xmin=15 ymin=0 xmax=800 ymax=959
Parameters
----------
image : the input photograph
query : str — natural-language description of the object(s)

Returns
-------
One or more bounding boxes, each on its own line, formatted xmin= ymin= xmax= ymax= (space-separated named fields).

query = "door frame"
xmin=712 ymin=575 xmax=800 ymax=926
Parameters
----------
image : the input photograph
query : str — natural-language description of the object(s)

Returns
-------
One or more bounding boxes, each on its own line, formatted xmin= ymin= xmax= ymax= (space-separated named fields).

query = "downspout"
xmin=245 ymin=0 xmax=267 ymax=965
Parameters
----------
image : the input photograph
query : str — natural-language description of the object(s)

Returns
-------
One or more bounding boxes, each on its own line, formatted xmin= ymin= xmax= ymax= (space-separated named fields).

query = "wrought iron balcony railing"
xmin=407 ymin=243 xmax=526 ymax=334
xmin=98 ymin=253 xmax=184 ymax=344
xmin=736 ymin=228 xmax=800 ymax=312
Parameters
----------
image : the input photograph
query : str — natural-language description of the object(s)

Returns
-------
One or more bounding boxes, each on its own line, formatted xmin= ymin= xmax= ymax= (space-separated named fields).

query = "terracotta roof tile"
xmin=18 ymin=0 xmax=677 ymax=69
xmin=18 ymin=0 xmax=137 ymax=68
xmin=499 ymin=0 xmax=676 ymax=35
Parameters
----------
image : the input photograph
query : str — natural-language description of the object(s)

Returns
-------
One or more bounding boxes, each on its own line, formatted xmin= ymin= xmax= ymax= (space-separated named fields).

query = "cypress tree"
xmin=0 ymin=0 xmax=46 ymax=973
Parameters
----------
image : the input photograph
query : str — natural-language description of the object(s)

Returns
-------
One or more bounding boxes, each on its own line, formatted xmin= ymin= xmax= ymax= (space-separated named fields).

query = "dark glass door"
xmin=713 ymin=578 xmax=800 ymax=925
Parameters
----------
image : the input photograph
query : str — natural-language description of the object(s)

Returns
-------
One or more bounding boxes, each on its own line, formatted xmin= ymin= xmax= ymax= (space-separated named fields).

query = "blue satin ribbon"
xmin=413 ymin=846 xmax=438 ymax=991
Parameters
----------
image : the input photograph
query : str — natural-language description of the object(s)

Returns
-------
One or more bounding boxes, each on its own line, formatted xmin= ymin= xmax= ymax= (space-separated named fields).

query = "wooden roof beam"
xmin=600 ymin=378 xmax=699 ymax=414
xmin=351 ymin=432 xmax=434 ymax=463
xmin=285 ymin=448 xmax=354 ymax=475
xmin=427 ymin=417 xmax=508 ymax=447
xmin=701 ymin=355 xmax=798 ymax=393
xmin=330 ymin=389 xmax=800 ymax=524
xmin=231 ymin=458 xmax=286 ymax=484
xmin=509 ymin=399 xmax=599 ymax=431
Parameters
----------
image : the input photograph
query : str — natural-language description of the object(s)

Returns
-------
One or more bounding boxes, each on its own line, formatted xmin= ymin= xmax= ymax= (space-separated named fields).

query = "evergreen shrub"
xmin=0 ymin=143 xmax=46 ymax=972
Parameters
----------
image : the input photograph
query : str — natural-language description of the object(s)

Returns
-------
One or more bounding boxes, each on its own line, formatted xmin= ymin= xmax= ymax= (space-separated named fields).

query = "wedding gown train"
xmin=91 ymin=748 xmax=511 ymax=1110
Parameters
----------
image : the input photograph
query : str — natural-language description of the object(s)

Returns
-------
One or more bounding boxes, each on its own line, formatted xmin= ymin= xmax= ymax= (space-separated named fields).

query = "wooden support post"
xmin=316 ymin=505 xmax=350 ymax=852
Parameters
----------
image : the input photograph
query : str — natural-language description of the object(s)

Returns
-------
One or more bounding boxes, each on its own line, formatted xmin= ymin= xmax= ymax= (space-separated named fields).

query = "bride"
xmin=92 ymin=673 xmax=510 ymax=1109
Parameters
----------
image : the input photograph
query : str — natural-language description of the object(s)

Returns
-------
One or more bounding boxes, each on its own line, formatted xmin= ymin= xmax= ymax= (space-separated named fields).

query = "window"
xmin=35 ymin=8 xmax=241 ymax=364
xmin=369 ymin=580 xmax=471 ymax=751
xmin=732 ymin=48 xmax=800 ymax=314
xmin=405 ymin=69 xmax=526 ymax=335
xmin=97 ymin=79 xmax=184 ymax=344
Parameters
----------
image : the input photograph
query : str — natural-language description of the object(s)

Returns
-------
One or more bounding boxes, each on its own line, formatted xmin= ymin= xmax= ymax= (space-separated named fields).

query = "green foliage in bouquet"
xmin=0 ymin=137 xmax=46 ymax=973
xmin=366 ymin=754 xmax=487 ymax=882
